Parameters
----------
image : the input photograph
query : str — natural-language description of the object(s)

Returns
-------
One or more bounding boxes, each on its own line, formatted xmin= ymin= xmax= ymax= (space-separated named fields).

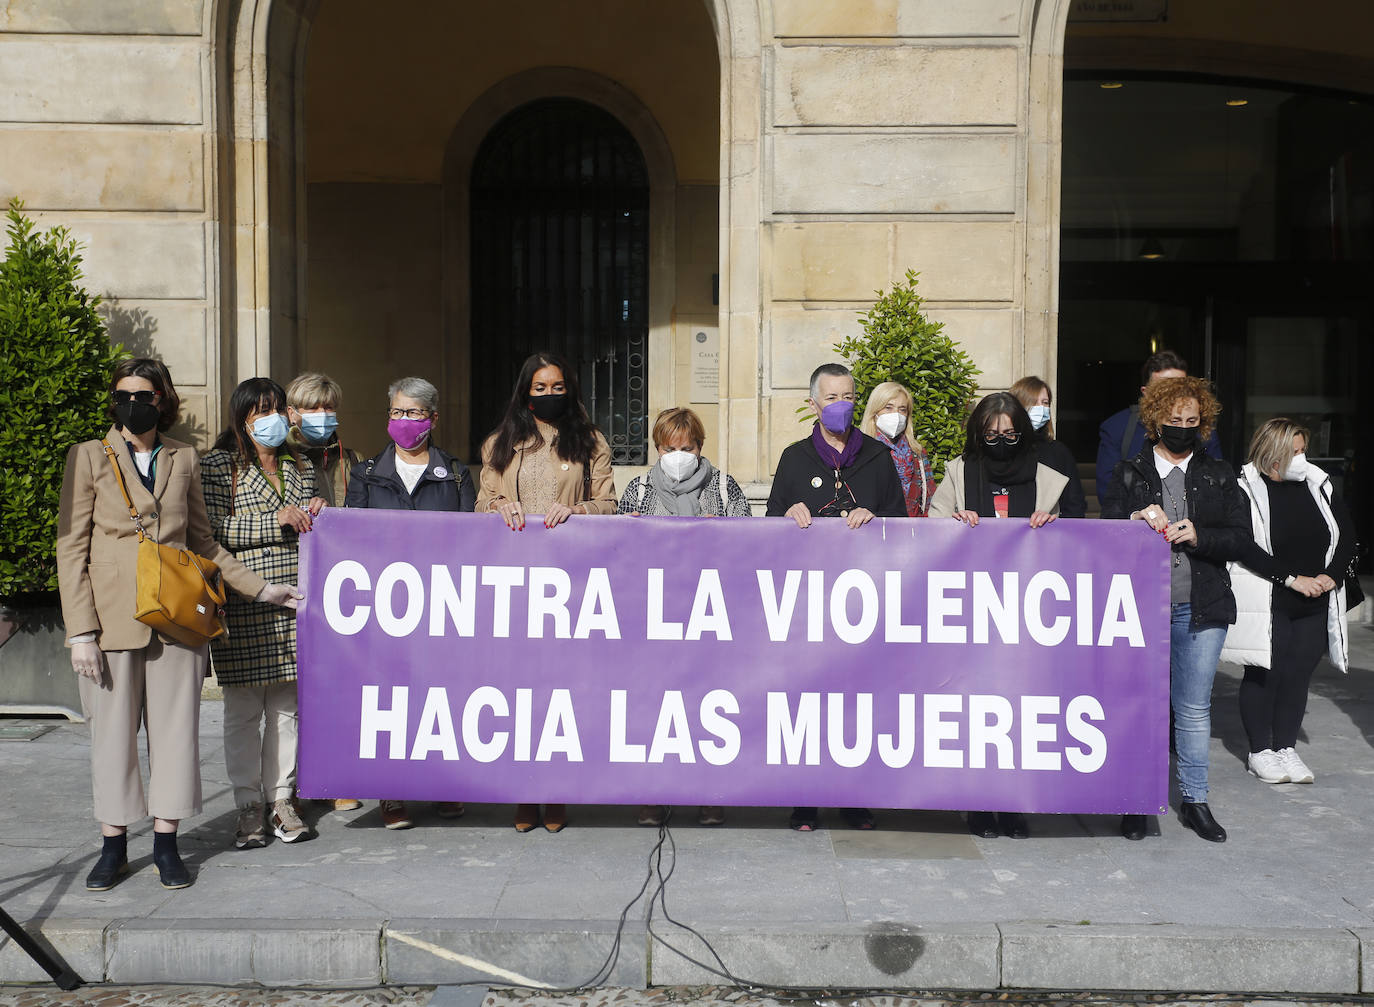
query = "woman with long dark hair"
xmin=928 ymin=391 xmax=1070 ymax=839
xmin=477 ymin=352 xmax=617 ymax=832
xmin=57 ymin=359 xmax=300 ymax=891
xmin=202 ymin=378 xmax=327 ymax=850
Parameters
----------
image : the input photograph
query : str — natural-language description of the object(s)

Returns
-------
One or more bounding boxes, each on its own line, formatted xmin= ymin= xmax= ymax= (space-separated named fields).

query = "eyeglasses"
xmin=113 ymin=390 xmax=161 ymax=406
xmin=982 ymin=431 xmax=1021 ymax=446
xmin=387 ymin=408 xmax=431 ymax=420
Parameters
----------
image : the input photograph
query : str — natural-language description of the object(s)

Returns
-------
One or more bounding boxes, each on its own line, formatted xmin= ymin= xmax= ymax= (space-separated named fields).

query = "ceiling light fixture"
xmin=1226 ymin=98 xmax=1249 ymax=107
xmin=1137 ymin=237 xmax=1166 ymax=260
xmin=1100 ymin=81 xmax=1124 ymax=89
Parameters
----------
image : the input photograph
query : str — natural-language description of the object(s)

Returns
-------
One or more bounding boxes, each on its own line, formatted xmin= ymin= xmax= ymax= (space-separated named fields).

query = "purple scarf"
xmin=811 ymin=422 xmax=862 ymax=470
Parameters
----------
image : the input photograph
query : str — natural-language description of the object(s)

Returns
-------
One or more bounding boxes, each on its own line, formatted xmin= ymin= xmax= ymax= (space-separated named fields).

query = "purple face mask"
xmin=388 ymin=417 xmax=432 ymax=451
xmin=819 ymin=399 xmax=855 ymax=434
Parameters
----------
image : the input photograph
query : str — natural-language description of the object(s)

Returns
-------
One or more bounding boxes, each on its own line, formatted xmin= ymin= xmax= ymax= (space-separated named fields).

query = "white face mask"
xmin=1028 ymin=405 xmax=1051 ymax=430
xmin=875 ymin=413 xmax=906 ymax=439
xmin=659 ymin=449 xmax=698 ymax=482
xmin=1283 ymin=452 xmax=1309 ymax=482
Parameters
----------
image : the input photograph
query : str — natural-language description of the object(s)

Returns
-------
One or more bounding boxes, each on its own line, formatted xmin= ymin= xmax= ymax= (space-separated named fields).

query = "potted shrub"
xmin=0 ymin=199 xmax=125 ymax=717
xmin=836 ymin=270 xmax=981 ymax=481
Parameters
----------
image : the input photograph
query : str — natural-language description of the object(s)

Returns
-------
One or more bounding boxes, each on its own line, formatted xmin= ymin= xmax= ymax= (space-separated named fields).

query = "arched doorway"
xmin=470 ymin=99 xmax=650 ymax=463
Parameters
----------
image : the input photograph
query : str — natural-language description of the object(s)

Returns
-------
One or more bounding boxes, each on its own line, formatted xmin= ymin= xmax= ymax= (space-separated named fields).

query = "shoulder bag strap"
xmin=100 ymin=439 xmax=149 ymax=542
xmin=1121 ymin=405 xmax=1140 ymax=459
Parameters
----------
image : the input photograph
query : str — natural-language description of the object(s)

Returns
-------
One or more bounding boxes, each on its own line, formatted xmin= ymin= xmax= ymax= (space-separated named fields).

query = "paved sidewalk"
xmin=4 ymin=622 xmax=1374 ymax=993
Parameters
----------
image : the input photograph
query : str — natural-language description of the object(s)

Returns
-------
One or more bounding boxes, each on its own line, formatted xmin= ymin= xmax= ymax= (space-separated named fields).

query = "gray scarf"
xmin=647 ymin=455 xmax=716 ymax=517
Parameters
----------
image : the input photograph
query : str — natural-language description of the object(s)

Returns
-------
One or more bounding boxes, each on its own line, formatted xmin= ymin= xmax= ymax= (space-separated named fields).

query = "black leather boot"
xmin=1178 ymin=802 xmax=1227 ymax=843
xmin=85 ymin=834 xmax=129 ymax=891
xmin=152 ymin=831 xmax=192 ymax=889
xmin=1120 ymin=815 xmax=1148 ymax=841
xmin=1000 ymin=812 xmax=1030 ymax=839
xmin=967 ymin=811 xmax=999 ymax=838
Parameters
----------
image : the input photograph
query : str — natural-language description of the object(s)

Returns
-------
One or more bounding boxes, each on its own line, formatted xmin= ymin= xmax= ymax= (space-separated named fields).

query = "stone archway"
xmin=217 ymin=0 xmax=762 ymax=470
xmin=439 ymin=68 xmax=678 ymax=459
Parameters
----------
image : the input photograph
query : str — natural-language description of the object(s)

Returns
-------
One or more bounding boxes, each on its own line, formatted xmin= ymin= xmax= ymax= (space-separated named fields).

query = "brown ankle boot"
xmin=543 ymin=803 xmax=568 ymax=833
xmin=513 ymin=804 xmax=539 ymax=832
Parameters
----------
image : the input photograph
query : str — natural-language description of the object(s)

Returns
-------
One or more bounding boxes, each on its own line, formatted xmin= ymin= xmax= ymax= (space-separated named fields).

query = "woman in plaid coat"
xmin=202 ymin=378 xmax=326 ymax=850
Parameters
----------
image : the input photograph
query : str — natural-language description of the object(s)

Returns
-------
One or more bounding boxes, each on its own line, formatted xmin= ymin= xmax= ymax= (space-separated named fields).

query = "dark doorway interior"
xmin=1058 ymin=74 xmax=1374 ymax=556
xmin=469 ymin=98 xmax=651 ymax=463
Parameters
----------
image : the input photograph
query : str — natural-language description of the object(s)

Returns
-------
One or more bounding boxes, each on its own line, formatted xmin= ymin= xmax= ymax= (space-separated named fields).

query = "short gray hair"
xmin=809 ymin=363 xmax=852 ymax=401
xmin=387 ymin=376 xmax=439 ymax=413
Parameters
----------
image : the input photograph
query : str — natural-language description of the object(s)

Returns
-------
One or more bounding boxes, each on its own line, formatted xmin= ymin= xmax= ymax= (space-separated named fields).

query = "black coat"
xmin=1101 ymin=444 xmax=1251 ymax=627
xmin=1032 ymin=434 xmax=1087 ymax=518
xmin=766 ymin=432 xmax=907 ymax=519
xmin=344 ymin=443 xmax=476 ymax=513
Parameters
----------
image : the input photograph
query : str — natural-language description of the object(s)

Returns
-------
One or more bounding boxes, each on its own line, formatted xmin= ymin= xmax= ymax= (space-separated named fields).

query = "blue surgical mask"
xmin=1028 ymin=405 xmax=1051 ymax=430
xmin=298 ymin=410 xmax=339 ymax=445
xmin=249 ymin=413 xmax=289 ymax=448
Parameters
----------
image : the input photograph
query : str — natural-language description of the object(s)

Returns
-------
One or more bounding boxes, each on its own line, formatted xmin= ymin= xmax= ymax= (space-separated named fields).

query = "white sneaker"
xmin=270 ymin=798 xmax=312 ymax=842
xmin=1247 ymin=749 xmax=1289 ymax=784
xmin=1276 ymin=747 xmax=1315 ymax=784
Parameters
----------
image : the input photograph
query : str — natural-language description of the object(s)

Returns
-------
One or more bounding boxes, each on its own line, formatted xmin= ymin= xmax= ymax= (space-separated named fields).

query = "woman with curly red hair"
xmin=1102 ymin=376 xmax=1250 ymax=843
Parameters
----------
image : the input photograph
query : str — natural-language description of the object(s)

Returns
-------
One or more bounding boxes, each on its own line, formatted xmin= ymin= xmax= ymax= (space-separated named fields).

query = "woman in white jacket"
xmin=1222 ymin=419 xmax=1355 ymax=785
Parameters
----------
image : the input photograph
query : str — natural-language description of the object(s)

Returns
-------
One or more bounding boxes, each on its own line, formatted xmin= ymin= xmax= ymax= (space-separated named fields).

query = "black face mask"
xmin=1159 ymin=424 xmax=1198 ymax=455
xmin=529 ymin=393 xmax=568 ymax=422
xmin=115 ymin=400 xmax=161 ymax=435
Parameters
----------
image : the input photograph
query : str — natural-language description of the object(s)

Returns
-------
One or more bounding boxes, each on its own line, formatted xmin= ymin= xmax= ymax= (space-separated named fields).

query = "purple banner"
xmin=298 ymin=510 xmax=1170 ymax=814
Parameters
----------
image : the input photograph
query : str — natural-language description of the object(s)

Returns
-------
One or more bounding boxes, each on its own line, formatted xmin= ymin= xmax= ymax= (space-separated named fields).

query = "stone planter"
xmin=0 ymin=601 xmax=83 ymax=720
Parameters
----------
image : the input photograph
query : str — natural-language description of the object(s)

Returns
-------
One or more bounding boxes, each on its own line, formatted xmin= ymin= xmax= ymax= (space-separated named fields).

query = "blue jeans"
xmin=1170 ymin=603 xmax=1227 ymax=803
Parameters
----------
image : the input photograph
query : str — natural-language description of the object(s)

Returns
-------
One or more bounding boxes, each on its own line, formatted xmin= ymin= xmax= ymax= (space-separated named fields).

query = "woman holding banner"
xmin=203 ymin=378 xmax=328 ymax=850
xmin=618 ymin=406 xmax=751 ymax=827
xmin=345 ymin=375 xmax=475 ymax=829
xmin=58 ymin=359 xmax=300 ymax=892
xmin=1221 ymin=419 xmax=1354 ymax=786
xmin=857 ymin=382 xmax=935 ymax=518
xmin=929 ymin=392 xmax=1070 ymax=839
xmin=1102 ymin=376 xmax=1250 ymax=843
xmin=477 ymin=351 xmax=618 ymax=833
xmin=1009 ymin=376 xmax=1086 ymax=519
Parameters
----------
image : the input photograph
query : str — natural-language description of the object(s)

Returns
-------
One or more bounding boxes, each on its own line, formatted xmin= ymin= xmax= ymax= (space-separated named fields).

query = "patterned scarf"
xmin=876 ymin=431 xmax=933 ymax=517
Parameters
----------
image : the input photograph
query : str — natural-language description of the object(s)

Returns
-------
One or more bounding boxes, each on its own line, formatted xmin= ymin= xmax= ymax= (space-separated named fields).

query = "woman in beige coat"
xmin=56 ymin=358 xmax=300 ymax=892
xmin=476 ymin=351 xmax=617 ymax=833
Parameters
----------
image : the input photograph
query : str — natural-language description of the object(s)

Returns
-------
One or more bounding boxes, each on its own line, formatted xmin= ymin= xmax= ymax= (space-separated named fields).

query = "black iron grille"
xmin=470 ymin=98 xmax=650 ymax=464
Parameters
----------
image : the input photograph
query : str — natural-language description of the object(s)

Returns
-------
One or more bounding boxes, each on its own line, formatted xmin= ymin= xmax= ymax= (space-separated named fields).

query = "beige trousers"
xmin=222 ymin=681 xmax=299 ymax=807
xmin=79 ymin=637 xmax=205 ymax=826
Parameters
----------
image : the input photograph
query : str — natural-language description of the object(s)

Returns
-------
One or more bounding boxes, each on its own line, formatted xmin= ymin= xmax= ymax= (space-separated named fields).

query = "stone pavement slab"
xmin=3 ymin=623 xmax=1374 ymax=992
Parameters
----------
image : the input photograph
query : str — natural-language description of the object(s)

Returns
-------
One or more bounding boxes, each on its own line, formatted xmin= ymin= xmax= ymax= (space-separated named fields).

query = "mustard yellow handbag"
xmin=101 ymin=440 xmax=228 ymax=648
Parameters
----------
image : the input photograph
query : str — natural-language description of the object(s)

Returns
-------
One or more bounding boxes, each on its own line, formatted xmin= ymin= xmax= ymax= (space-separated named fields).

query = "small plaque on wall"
xmin=1068 ymin=0 xmax=1166 ymax=21
xmin=690 ymin=326 xmax=720 ymax=404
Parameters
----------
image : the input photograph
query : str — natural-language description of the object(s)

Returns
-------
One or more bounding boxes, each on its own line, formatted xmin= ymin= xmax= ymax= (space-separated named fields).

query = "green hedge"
xmin=0 ymin=200 xmax=125 ymax=600
xmin=837 ymin=270 xmax=981 ymax=481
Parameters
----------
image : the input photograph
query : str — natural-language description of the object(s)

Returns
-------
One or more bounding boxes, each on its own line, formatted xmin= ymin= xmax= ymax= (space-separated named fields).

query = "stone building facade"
xmin=3 ymin=0 xmax=1371 ymax=495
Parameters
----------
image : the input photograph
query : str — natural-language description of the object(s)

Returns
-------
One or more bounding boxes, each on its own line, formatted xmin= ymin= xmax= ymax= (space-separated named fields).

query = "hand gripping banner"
xmin=297 ymin=510 xmax=1170 ymax=814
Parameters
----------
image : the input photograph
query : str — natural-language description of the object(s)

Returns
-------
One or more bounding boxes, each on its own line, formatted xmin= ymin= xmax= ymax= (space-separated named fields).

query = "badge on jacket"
xmin=811 ymin=476 xmax=823 ymax=488
xmin=433 ymin=467 xmax=447 ymax=478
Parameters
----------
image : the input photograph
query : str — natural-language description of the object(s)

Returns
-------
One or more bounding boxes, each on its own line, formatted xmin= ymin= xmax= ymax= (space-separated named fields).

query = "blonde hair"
xmin=859 ymin=381 xmax=923 ymax=453
xmin=1138 ymin=375 xmax=1221 ymax=444
xmin=1009 ymin=375 xmax=1053 ymax=439
xmin=1247 ymin=418 xmax=1311 ymax=479
xmin=286 ymin=371 xmax=343 ymax=410
xmin=652 ymin=406 xmax=706 ymax=450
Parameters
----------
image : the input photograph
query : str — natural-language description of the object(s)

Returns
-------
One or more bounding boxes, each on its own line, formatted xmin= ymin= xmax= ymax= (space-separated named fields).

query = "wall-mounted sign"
xmin=690 ymin=325 xmax=720 ymax=404
xmin=1068 ymin=0 xmax=1166 ymax=22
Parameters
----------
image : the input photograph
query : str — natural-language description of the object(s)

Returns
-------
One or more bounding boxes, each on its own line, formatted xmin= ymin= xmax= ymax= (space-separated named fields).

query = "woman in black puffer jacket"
xmin=1102 ymin=376 xmax=1250 ymax=845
